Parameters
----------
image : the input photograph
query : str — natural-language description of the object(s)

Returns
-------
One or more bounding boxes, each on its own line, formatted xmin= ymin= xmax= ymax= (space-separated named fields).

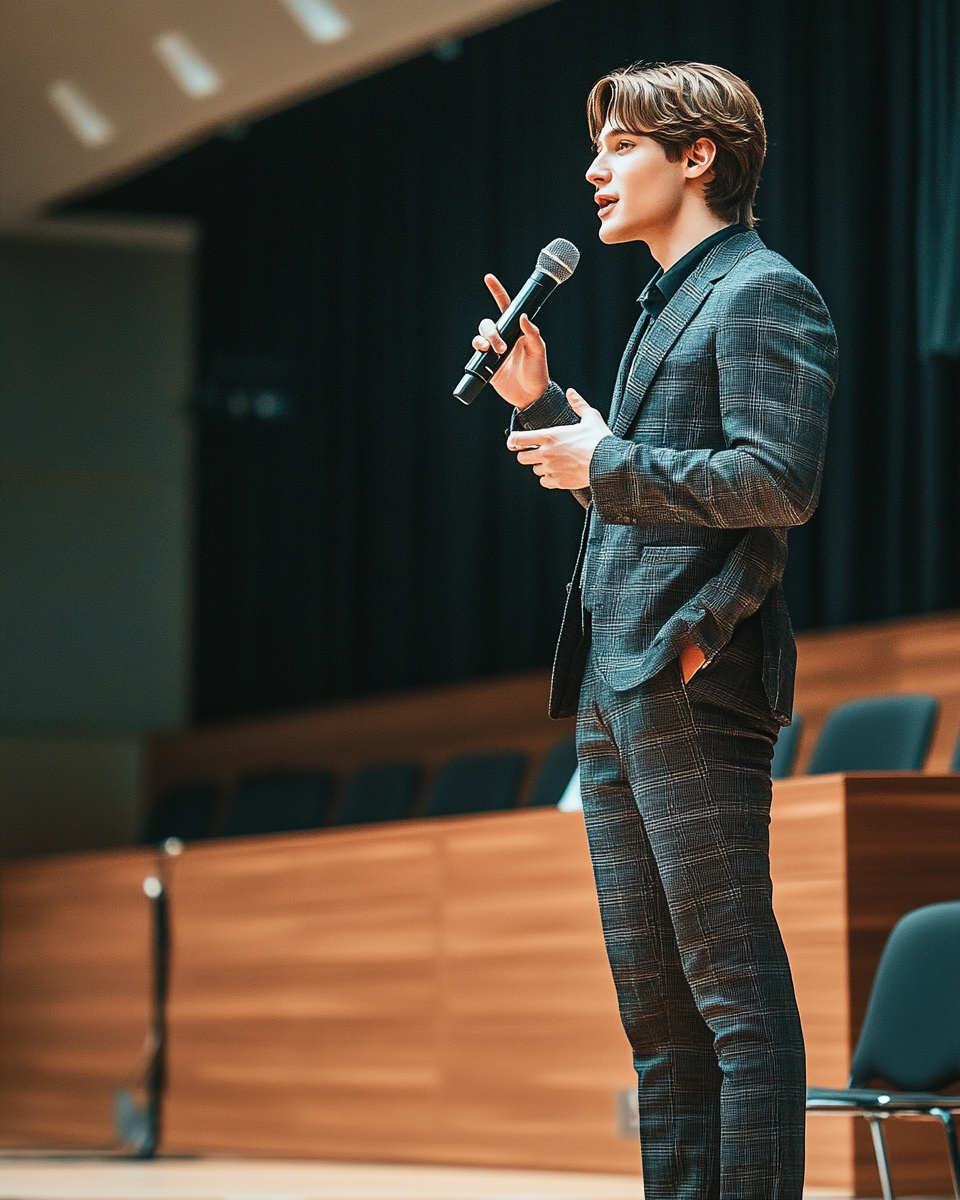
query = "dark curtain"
xmin=76 ymin=0 xmax=960 ymax=724
xmin=918 ymin=0 xmax=960 ymax=357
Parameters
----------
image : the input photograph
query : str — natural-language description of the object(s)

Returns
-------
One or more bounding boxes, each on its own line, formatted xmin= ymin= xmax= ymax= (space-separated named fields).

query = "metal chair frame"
xmin=806 ymin=1090 xmax=960 ymax=1200
xmin=807 ymin=900 xmax=960 ymax=1200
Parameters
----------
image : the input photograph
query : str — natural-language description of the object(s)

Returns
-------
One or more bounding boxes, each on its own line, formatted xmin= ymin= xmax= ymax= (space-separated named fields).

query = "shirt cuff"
xmin=509 ymin=382 xmax=578 ymax=432
xmin=588 ymin=434 xmax=641 ymax=523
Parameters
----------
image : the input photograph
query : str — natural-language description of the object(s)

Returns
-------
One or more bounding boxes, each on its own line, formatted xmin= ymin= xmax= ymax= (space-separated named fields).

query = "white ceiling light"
xmin=47 ymin=80 xmax=115 ymax=147
xmin=153 ymin=32 xmax=222 ymax=98
xmin=281 ymin=0 xmax=352 ymax=44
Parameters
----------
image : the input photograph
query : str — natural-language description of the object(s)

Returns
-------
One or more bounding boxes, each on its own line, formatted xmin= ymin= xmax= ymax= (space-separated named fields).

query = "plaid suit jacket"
xmin=514 ymin=231 xmax=837 ymax=722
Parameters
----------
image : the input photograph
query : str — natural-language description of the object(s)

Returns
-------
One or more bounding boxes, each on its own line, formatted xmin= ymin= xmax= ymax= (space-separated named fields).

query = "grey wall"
xmin=0 ymin=217 xmax=195 ymax=857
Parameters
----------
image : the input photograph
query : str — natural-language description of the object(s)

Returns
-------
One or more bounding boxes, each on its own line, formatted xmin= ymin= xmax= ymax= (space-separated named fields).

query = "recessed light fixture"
xmin=47 ymin=80 xmax=115 ymax=146
xmin=281 ymin=0 xmax=351 ymax=44
xmin=153 ymin=32 xmax=222 ymax=98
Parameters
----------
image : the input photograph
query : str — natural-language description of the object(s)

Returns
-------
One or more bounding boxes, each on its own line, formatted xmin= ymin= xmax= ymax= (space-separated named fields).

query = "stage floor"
xmin=0 ymin=1156 xmax=859 ymax=1200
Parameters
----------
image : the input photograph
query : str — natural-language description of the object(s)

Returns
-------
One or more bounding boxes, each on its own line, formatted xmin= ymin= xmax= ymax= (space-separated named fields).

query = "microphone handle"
xmin=454 ymin=270 xmax=557 ymax=405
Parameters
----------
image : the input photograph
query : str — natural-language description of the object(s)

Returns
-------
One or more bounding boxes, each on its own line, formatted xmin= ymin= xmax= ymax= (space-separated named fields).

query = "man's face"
xmin=586 ymin=120 xmax=689 ymax=244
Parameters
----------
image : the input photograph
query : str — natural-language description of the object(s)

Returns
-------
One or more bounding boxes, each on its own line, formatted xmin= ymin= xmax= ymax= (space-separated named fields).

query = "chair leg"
xmin=868 ymin=1116 xmax=895 ymax=1200
xmin=930 ymin=1108 xmax=960 ymax=1200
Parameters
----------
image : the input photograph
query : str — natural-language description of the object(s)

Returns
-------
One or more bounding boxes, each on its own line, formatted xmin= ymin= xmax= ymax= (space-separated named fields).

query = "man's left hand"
xmin=506 ymin=389 xmax=613 ymax=489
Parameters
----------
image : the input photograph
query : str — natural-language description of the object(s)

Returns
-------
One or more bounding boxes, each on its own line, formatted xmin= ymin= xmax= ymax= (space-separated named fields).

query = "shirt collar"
xmin=639 ymin=224 xmax=749 ymax=318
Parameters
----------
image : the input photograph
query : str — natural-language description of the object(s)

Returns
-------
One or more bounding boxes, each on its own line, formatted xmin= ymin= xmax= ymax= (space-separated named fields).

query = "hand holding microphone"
xmin=454 ymin=238 xmax=579 ymax=407
xmin=467 ymin=277 xmax=550 ymax=410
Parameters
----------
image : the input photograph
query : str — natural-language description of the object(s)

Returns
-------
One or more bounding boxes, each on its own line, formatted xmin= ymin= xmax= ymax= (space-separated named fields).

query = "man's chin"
xmin=598 ymin=221 xmax=630 ymax=244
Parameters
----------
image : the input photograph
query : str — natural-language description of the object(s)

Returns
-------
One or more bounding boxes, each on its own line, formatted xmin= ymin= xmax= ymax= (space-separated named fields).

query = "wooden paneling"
xmin=2 ymin=780 xmax=958 ymax=1188
xmin=769 ymin=775 xmax=853 ymax=1191
xmin=770 ymin=773 xmax=960 ymax=1196
xmin=160 ymin=809 xmax=640 ymax=1174
xmin=0 ymin=847 xmax=153 ymax=1147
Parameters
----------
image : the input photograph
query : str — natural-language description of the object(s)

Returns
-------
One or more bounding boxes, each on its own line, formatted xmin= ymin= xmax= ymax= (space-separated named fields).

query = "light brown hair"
xmin=587 ymin=62 xmax=766 ymax=228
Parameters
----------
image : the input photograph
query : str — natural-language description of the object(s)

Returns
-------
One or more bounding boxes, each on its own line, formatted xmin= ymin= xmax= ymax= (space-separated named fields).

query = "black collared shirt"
xmin=640 ymin=224 xmax=749 ymax=321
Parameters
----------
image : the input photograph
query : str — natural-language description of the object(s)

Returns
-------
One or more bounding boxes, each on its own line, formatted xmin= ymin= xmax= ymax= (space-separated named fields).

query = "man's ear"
xmin=684 ymin=137 xmax=717 ymax=178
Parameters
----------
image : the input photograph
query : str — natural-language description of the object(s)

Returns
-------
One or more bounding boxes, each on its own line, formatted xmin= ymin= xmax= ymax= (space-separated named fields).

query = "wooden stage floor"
xmin=0 ymin=1156 xmax=859 ymax=1200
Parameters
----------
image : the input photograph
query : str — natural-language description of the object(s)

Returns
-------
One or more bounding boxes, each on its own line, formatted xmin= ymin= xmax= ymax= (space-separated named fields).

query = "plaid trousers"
xmin=576 ymin=612 xmax=805 ymax=1200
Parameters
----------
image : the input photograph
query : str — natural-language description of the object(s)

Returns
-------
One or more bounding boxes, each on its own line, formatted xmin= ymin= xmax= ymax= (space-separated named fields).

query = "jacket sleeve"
xmin=510 ymin=383 xmax=592 ymax=510
xmin=588 ymin=271 xmax=837 ymax=528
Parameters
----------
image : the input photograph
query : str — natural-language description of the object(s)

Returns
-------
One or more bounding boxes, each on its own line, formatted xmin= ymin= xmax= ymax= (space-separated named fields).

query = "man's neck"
xmin=645 ymin=208 xmax=732 ymax=272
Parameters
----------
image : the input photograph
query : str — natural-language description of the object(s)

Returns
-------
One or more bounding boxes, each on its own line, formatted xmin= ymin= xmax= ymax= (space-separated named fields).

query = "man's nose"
xmin=585 ymin=153 xmax=609 ymax=186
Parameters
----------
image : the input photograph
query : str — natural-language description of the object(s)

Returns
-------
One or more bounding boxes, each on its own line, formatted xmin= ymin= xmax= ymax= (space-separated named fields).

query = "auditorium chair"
xmin=806 ymin=694 xmax=939 ymax=774
xmin=144 ymin=780 xmax=220 ymax=843
xmin=422 ymin=752 xmax=525 ymax=817
xmin=334 ymin=762 xmax=422 ymax=825
xmin=771 ymin=714 xmax=803 ymax=779
xmin=527 ymin=737 xmax=578 ymax=806
xmin=806 ymin=901 xmax=960 ymax=1200
xmin=220 ymin=769 xmax=333 ymax=837
xmin=950 ymin=729 xmax=960 ymax=772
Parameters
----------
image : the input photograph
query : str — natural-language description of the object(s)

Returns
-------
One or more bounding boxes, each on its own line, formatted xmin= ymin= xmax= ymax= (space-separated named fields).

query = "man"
xmin=470 ymin=62 xmax=837 ymax=1200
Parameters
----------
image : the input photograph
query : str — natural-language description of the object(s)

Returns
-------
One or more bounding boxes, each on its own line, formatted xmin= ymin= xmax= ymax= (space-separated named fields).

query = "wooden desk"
xmin=2 ymin=778 xmax=959 ymax=1194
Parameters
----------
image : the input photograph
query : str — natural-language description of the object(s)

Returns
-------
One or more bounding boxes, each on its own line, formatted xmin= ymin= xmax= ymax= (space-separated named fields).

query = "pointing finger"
xmin=484 ymin=274 xmax=512 ymax=314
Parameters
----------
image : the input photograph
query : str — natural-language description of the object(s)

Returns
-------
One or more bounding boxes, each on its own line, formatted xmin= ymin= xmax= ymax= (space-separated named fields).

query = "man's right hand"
xmin=472 ymin=273 xmax=551 ymax=410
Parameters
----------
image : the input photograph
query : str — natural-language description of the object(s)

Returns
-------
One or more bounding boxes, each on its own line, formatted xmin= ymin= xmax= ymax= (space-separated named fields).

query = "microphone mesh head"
xmin=537 ymin=238 xmax=580 ymax=283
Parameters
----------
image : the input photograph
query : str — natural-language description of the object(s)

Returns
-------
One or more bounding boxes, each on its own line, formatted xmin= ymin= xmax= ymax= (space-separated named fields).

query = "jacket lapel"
xmin=607 ymin=309 xmax=649 ymax=426
xmin=612 ymin=231 xmax=763 ymax=438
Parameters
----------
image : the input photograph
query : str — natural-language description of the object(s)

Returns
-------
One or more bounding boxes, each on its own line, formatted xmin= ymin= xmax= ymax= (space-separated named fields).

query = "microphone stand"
xmin=115 ymin=836 xmax=182 ymax=1157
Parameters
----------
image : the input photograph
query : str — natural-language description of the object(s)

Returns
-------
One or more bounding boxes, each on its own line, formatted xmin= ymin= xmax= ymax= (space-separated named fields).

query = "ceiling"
xmin=0 ymin=0 xmax=555 ymax=229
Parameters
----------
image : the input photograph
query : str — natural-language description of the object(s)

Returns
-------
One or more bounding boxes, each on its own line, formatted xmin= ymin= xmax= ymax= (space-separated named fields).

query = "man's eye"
xmin=617 ymin=141 xmax=634 ymax=152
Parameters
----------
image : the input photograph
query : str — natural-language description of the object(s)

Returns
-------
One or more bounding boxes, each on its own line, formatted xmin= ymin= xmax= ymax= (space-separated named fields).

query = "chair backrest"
xmin=771 ymin=714 xmax=803 ymax=780
xmin=849 ymin=901 xmax=960 ymax=1090
xmin=335 ymin=762 xmax=421 ymax=825
xmin=221 ymin=770 xmax=332 ymax=837
xmin=423 ymin=752 xmax=525 ymax=818
xmin=806 ymin=694 xmax=938 ymax=774
xmin=950 ymin=728 xmax=960 ymax=772
xmin=145 ymin=781 xmax=220 ymax=843
xmin=527 ymin=738 xmax=578 ymax=806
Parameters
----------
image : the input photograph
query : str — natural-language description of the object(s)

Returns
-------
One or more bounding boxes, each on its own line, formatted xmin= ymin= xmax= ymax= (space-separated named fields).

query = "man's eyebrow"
xmin=595 ymin=126 xmax=635 ymax=149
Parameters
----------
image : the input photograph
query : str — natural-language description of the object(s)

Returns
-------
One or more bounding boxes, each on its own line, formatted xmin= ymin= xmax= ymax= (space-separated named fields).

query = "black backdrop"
xmin=77 ymin=0 xmax=960 ymax=724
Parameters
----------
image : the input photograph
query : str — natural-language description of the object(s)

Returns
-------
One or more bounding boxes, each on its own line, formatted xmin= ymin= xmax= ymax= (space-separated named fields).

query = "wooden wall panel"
xmin=0 ymin=848 xmax=153 ymax=1148
xmin=2 ymin=782 xmax=958 ymax=1186
xmin=161 ymin=810 xmax=639 ymax=1174
xmin=162 ymin=824 xmax=444 ymax=1161
xmin=437 ymin=813 xmax=636 ymax=1172
xmin=769 ymin=775 xmax=853 ymax=1193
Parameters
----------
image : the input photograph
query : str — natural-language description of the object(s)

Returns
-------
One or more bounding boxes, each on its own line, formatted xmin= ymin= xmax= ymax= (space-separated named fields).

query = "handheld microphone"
xmin=454 ymin=238 xmax=580 ymax=405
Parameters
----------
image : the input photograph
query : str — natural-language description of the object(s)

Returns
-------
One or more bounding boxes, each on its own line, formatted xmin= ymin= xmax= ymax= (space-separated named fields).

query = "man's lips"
xmin=596 ymin=195 xmax=618 ymax=218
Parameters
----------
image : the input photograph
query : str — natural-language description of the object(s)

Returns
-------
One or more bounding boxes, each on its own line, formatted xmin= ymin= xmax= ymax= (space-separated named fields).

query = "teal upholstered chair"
xmin=807 ymin=902 xmax=960 ymax=1200
xmin=423 ymin=753 xmax=525 ymax=817
xmin=221 ymin=770 xmax=333 ymax=836
xmin=527 ymin=737 xmax=578 ymax=806
xmin=807 ymin=694 xmax=938 ymax=774
xmin=335 ymin=762 xmax=421 ymax=825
